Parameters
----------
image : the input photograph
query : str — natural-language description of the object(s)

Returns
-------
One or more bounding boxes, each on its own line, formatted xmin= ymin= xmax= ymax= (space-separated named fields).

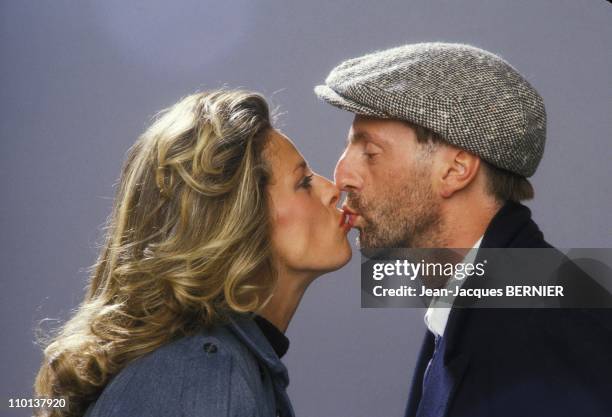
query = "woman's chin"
xmin=294 ymin=240 xmax=353 ymax=278
xmin=321 ymin=243 xmax=353 ymax=273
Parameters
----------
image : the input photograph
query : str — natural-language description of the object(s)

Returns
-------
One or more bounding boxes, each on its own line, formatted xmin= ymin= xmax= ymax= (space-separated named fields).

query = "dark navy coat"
xmin=405 ymin=202 xmax=612 ymax=417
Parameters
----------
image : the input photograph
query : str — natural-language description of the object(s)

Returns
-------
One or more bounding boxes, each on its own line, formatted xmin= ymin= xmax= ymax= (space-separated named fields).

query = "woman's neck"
xmin=258 ymin=269 xmax=314 ymax=333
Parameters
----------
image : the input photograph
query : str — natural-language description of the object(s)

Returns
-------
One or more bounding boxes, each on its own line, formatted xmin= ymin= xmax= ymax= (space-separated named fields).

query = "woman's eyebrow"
xmin=293 ymin=160 xmax=307 ymax=173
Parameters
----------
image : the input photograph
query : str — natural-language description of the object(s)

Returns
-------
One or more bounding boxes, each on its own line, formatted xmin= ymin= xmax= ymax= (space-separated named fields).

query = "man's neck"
xmin=440 ymin=198 xmax=501 ymax=248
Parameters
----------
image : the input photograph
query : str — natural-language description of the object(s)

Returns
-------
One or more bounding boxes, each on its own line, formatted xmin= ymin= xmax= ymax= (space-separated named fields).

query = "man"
xmin=315 ymin=43 xmax=612 ymax=417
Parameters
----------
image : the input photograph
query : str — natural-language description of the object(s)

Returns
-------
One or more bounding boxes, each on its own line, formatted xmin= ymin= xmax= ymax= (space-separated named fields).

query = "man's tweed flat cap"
xmin=315 ymin=42 xmax=546 ymax=177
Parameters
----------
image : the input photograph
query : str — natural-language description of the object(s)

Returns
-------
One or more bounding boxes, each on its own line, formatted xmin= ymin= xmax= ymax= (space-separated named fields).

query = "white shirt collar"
xmin=423 ymin=236 xmax=483 ymax=338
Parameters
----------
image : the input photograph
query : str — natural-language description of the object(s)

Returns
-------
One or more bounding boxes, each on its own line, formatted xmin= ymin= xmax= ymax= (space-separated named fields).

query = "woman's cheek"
xmin=273 ymin=203 xmax=309 ymax=246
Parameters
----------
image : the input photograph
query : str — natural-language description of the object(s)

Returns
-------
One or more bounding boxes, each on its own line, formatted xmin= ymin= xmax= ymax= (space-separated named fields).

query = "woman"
xmin=35 ymin=90 xmax=353 ymax=417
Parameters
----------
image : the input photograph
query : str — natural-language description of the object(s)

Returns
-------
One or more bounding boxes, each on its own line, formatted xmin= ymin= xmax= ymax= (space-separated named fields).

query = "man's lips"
xmin=340 ymin=205 xmax=360 ymax=229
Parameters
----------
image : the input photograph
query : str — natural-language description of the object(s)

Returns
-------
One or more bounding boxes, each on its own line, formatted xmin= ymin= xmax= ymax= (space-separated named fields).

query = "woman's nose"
xmin=319 ymin=175 xmax=340 ymax=208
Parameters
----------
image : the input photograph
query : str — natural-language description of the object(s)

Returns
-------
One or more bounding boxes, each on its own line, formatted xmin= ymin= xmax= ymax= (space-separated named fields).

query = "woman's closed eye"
xmin=298 ymin=174 xmax=314 ymax=190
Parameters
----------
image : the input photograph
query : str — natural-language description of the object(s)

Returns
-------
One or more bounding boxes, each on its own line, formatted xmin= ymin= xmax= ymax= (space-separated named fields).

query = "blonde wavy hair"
xmin=34 ymin=90 xmax=276 ymax=417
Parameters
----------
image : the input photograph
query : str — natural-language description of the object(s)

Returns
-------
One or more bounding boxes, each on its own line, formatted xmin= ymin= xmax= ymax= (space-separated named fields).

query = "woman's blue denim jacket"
xmin=84 ymin=314 xmax=295 ymax=417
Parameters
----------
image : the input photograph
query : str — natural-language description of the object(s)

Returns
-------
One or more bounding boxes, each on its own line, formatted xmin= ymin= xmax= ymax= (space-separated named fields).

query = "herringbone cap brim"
xmin=315 ymin=42 xmax=546 ymax=177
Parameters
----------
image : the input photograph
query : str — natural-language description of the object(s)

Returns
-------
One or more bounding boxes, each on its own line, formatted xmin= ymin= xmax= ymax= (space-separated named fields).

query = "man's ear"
xmin=436 ymin=148 xmax=481 ymax=198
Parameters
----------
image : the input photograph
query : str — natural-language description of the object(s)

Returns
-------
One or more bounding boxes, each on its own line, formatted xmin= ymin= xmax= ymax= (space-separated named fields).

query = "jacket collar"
xmin=443 ymin=201 xmax=549 ymax=361
xmin=227 ymin=313 xmax=289 ymax=387
xmin=480 ymin=201 xmax=550 ymax=249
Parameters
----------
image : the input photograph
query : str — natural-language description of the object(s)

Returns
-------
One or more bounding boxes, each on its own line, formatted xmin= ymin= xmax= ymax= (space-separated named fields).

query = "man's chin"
xmin=358 ymin=246 xmax=396 ymax=261
xmin=355 ymin=229 xmax=367 ymax=250
xmin=356 ymin=231 xmax=392 ymax=259
xmin=355 ymin=227 xmax=380 ymax=249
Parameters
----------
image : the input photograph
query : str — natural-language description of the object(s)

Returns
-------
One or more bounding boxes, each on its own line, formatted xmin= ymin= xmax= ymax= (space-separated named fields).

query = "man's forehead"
xmin=348 ymin=129 xmax=375 ymax=142
xmin=349 ymin=116 xmax=410 ymax=145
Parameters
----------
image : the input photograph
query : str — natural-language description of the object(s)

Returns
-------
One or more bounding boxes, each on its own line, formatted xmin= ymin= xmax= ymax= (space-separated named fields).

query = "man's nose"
xmin=334 ymin=152 xmax=362 ymax=192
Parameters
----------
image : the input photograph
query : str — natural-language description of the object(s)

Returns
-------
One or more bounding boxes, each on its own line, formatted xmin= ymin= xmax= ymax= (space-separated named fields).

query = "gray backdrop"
xmin=1 ymin=1 xmax=611 ymax=416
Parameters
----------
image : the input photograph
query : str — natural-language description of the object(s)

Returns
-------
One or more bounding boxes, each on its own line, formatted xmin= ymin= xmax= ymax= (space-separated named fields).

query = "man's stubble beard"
xmin=349 ymin=165 xmax=445 ymax=249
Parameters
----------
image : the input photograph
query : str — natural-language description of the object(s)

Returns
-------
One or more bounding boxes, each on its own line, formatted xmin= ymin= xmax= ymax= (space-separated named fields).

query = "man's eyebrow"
xmin=293 ymin=160 xmax=307 ymax=173
xmin=348 ymin=130 xmax=386 ymax=145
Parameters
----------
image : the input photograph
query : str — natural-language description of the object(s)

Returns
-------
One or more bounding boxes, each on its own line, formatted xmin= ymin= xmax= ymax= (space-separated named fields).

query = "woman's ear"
xmin=437 ymin=148 xmax=481 ymax=198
